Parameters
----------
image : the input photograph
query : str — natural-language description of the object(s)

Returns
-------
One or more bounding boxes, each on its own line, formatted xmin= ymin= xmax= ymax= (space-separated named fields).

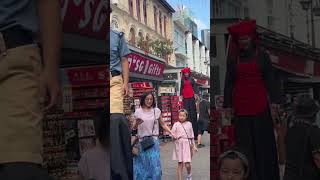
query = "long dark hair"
xmin=140 ymin=92 xmax=156 ymax=108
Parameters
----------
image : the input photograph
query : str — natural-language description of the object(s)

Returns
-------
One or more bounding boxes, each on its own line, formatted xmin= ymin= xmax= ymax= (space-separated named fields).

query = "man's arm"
xmin=37 ymin=0 xmax=62 ymax=109
xmin=119 ymin=32 xmax=130 ymax=96
xmin=121 ymin=57 xmax=129 ymax=96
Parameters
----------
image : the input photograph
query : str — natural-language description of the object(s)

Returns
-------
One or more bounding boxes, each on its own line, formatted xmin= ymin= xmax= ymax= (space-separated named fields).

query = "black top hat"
xmin=294 ymin=94 xmax=320 ymax=119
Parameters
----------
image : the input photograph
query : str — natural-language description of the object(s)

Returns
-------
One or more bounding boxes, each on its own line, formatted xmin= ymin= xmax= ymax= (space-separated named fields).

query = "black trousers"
xmin=110 ymin=114 xmax=133 ymax=180
xmin=235 ymin=110 xmax=280 ymax=180
xmin=183 ymin=97 xmax=198 ymax=139
xmin=0 ymin=163 xmax=53 ymax=180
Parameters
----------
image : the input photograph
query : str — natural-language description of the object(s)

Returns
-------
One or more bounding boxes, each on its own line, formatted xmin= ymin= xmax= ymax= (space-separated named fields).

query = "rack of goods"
xmin=130 ymin=82 xmax=155 ymax=110
xmin=170 ymin=96 xmax=181 ymax=125
xmin=44 ymin=65 xmax=107 ymax=180
xmin=160 ymin=96 xmax=172 ymax=136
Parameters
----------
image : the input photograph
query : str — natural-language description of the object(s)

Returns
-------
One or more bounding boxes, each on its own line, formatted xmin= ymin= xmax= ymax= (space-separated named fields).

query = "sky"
xmin=166 ymin=0 xmax=210 ymax=38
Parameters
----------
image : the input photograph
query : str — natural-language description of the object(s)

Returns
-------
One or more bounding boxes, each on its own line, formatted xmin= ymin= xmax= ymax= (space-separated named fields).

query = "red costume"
xmin=180 ymin=67 xmax=198 ymax=139
xmin=181 ymin=67 xmax=195 ymax=99
xmin=222 ymin=20 xmax=280 ymax=180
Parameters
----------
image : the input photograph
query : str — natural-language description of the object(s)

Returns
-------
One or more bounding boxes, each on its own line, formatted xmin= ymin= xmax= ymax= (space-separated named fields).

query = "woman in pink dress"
xmin=172 ymin=109 xmax=198 ymax=180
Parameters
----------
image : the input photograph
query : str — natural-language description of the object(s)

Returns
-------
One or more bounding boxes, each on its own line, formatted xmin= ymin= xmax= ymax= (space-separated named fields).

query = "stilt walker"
xmin=180 ymin=67 xmax=199 ymax=140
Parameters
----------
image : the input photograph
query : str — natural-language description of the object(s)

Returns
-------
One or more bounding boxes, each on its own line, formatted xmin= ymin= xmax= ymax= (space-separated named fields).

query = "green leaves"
xmin=149 ymin=39 xmax=174 ymax=59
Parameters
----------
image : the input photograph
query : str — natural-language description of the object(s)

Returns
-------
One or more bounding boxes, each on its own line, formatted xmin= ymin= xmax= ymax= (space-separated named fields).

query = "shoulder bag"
xmin=140 ymin=109 xmax=157 ymax=151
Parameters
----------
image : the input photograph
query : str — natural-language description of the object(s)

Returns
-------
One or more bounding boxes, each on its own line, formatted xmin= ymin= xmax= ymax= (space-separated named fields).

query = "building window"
xmin=111 ymin=16 xmax=119 ymax=30
xmin=146 ymin=34 xmax=150 ymax=44
xmin=143 ymin=0 xmax=147 ymax=25
xmin=129 ymin=28 xmax=136 ymax=45
xmin=159 ymin=11 xmax=162 ymax=35
xmin=164 ymin=16 xmax=167 ymax=38
xmin=136 ymin=0 xmax=141 ymax=22
xmin=129 ymin=0 xmax=133 ymax=16
xmin=138 ymin=31 xmax=143 ymax=47
xmin=154 ymin=6 xmax=157 ymax=32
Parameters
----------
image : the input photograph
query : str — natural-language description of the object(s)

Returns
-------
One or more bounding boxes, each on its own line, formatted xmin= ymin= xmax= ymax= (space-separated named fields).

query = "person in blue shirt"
xmin=109 ymin=6 xmax=133 ymax=180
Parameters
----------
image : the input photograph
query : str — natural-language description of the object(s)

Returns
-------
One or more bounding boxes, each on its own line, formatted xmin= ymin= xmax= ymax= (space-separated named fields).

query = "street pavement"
xmin=160 ymin=132 xmax=210 ymax=180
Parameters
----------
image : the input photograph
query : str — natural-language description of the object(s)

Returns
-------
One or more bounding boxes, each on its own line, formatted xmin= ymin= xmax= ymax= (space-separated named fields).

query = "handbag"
xmin=180 ymin=122 xmax=194 ymax=158
xmin=140 ymin=109 xmax=157 ymax=151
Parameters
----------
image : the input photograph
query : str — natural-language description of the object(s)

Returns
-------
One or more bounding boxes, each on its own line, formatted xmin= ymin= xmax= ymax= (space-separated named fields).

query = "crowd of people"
xmin=110 ymin=6 xmax=210 ymax=178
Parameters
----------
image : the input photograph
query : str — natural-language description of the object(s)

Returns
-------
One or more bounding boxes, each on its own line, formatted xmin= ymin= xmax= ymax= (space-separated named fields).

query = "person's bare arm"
xmin=122 ymin=57 xmax=129 ymax=96
xmin=37 ymin=0 xmax=62 ymax=110
xmin=159 ymin=116 xmax=175 ymax=138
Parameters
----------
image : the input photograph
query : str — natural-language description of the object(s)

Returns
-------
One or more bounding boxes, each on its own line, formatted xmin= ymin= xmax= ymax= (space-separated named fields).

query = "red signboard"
xmin=127 ymin=53 xmax=165 ymax=78
xmin=61 ymin=0 xmax=107 ymax=39
xmin=130 ymin=82 xmax=153 ymax=89
xmin=65 ymin=65 xmax=108 ymax=86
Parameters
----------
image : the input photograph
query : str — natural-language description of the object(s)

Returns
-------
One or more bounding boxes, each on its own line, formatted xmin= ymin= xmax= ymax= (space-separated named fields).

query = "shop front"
xmin=43 ymin=1 xmax=107 ymax=179
xmin=192 ymin=71 xmax=210 ymax=96
xmin=123 ymin=47 xmax=181 ymax=138
xmin=265 ymin=46 xmax=320 ymax=101
xmin=162 ymin=67 xmax=182 ymax=95
xmin=123 ymin=46 xmax=166 ymax=114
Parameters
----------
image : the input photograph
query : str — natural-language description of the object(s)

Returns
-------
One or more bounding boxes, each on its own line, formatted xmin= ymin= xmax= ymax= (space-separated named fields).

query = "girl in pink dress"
xmin=172 ymin=109 xmax=198 ymax=180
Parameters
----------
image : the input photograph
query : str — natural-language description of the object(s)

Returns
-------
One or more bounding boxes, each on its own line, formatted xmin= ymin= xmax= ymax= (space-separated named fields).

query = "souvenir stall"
xmin=43 ymin=1 xmax=107 ymax=179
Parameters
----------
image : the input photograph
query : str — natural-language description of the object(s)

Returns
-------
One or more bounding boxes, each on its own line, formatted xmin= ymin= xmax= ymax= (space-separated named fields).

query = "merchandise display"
xmin=43 ymin=65 xmax=107 ymax=180
xmin=160 ymin=96 xmax=172 ymax=136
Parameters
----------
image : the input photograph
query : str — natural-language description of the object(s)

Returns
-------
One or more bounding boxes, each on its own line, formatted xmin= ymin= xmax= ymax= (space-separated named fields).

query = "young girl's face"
xmin=219 ymin=158 xmax=246 ymax=180
xmin=178 ymin=112 xmax=187 ymax=122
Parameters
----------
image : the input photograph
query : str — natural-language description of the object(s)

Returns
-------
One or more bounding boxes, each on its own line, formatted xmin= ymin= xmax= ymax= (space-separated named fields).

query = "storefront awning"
xmin=127 ymin=45 xmax=166 ymax=81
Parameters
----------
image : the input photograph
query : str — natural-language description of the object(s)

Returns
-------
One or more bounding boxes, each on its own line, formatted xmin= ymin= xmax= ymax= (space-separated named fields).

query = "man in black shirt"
xmin=284 ymin=94 xmax=320 ymax=180
xmin=197 ymin=92 xmax=210 ymax=148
